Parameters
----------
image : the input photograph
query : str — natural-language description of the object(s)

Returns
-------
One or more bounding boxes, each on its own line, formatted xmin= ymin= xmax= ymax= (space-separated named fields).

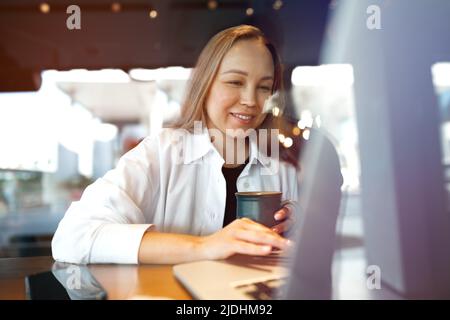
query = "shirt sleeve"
xmin=52 ymin=137 xmax=159 ymax=264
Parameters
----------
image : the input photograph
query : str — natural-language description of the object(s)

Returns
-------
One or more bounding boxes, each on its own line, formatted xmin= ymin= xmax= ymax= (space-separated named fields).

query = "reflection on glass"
xmin=431 ymin=62 xmax=450 ymax=211
xmin=51 ymin=262 xmax=107 ymax=300
xmin=291 ymin=64 xmax=359 ymax=193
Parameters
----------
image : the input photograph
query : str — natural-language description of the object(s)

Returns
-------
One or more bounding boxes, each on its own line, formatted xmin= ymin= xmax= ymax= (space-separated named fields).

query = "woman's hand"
xmin=199 ymin=218 xmax=291 ymax=260
xmin=272 ymin=204 xmax=296 ymax=234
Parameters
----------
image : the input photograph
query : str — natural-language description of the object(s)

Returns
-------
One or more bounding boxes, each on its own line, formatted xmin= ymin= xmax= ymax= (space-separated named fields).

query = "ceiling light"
xmin=149 ymin=10 xmax=158 ymax=19
xmin=273 ymin=0 xmax=283 ymax=10
xmin=111 ymin=2 xmax=121 ymax=13
xmin=40 ymin=3 xmax=50 ymax=14
xmin=207 ymin=0 xmax=218 ymax=10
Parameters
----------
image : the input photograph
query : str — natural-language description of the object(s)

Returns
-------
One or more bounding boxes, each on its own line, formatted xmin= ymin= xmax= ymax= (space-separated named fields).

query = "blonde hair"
xmin=170 ymin=25 xmax=284 ymax=131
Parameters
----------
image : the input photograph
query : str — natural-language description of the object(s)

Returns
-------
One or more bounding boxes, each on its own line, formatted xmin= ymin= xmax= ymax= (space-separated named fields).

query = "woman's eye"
xmin=227 ymin=81 xmax=243 ymax=86
xmin=259 ymin=86 xmax=271 ymax=92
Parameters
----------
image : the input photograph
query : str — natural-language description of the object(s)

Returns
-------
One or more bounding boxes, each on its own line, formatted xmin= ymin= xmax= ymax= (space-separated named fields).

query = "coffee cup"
xmin=235 ymin=191 xmax=282 ymax=227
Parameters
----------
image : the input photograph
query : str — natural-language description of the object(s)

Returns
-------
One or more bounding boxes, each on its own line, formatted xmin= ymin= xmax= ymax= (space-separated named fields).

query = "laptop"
xmin=173 ymin=251 xmax=289 ymax=300
xmin=173 ymin=131 xmax=343 ymax=300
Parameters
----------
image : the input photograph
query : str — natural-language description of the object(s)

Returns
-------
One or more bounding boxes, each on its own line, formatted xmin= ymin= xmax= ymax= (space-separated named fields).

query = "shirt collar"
xmin=182 ymin=127 xmax=279 ymax=175
xmin=246 ymin=135 xmax=279 ymax=176
xmin=182 ymin=126 xmax=214 ymax=164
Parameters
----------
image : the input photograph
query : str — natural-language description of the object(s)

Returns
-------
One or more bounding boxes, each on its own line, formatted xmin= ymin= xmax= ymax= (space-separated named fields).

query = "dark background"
xmin=0 ymin=0 xmax=332 ymax=91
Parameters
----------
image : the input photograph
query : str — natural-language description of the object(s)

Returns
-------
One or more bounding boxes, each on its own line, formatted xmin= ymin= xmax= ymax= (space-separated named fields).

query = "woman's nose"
xmin=240 ymin=87 xmax=257 ymax=108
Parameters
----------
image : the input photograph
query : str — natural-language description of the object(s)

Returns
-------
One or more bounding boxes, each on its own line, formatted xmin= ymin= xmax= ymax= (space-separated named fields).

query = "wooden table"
xmin=0 ymin=256 xmax=191 ymax=300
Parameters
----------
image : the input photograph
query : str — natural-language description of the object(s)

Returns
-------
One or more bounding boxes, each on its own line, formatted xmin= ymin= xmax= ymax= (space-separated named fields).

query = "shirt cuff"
xmin=90 ymin=223 xmax=153 ymax=264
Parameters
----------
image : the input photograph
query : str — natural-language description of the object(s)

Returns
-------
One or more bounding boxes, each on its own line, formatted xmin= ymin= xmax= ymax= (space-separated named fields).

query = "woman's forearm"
xmin=138 ymin=231 xmax=205 ymax=264
xmin=138 ymin=219 xmax=290 ymax=264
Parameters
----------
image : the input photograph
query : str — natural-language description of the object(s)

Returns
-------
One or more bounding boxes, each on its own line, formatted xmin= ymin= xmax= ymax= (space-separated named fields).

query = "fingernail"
xmin=274 ymin=213 xmax=282 ymax=220
xmin=262 ymin=245 xmax=271 ymax=252
xmin=285 ymin=239 xmax=293 ymax=246
xmin=272 ymin=227 xmax=278 ymax=233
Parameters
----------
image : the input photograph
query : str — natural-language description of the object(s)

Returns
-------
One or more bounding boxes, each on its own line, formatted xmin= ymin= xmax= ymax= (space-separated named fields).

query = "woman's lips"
xmin=230 ymin=112 xmax=255 ymax=124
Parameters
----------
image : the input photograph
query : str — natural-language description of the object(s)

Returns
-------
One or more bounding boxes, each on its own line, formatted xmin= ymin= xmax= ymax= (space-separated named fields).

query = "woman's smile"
xmin=229 ymin=112 xmax=256 ymax=124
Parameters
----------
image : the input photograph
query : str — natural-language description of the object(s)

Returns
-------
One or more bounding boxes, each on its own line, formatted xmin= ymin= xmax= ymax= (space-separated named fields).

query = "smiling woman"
xmin=172 ymin=25 xmax=284 ymax=131
xmin=170 ymin=25 xmax=290 ymax=168
xmin=205 ymin=40 xmax=273 ymax=132
xmin=52 ymin=25 xmax=299 ymax=265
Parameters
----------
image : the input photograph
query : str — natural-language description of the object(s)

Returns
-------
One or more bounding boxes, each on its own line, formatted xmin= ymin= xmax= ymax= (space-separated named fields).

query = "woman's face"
xmin=204 ymin=39 xmax=274 ymax=137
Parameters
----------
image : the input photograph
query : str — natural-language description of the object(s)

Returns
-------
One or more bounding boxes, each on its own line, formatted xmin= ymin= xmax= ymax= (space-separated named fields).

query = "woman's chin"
xmin=224 ymin=126 xmax=254 ymax=139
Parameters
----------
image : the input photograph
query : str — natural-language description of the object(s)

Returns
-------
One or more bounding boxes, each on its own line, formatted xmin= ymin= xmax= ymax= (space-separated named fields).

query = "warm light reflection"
xmin=302 ymin=129 xmax=310 ymax=140
xmin=111 ymin=2 xmax=121 ymax=13
xmin=283 ymin=137 xmax=293 ymax=148
xmin=300 ymin=110 xmax=314 ymax=128
xmin=272 ymin=106 xmax=280 ymax=117
xmin=40 ymin=3 xmax=50 ymax=13
xmin=39 ymin=2 xmax=50 ymax=13
xmin=207 ymin=0 xmax=218 ymax=10
xmin=149 ymin=10 xmax=158 ymax=19
xmin=292 ymin=127 xmax=301 ymax=136
xmin=297 ymin=119 xmax=306 ymax=130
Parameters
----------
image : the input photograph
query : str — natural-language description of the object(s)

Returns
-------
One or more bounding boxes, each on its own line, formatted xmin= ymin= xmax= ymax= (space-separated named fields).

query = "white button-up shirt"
xmin=52 ymin=128 xmax=299 ymax=264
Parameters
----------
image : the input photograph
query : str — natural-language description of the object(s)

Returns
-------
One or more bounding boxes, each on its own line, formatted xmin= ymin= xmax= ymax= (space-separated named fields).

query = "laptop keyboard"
xmin=235 ymin=277 xmax=286 ymax=300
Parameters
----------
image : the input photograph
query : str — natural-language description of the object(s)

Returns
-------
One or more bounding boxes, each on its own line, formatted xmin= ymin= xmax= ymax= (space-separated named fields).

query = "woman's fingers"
xmin=239 ymin=217 xmax=267 ymax=228
xmin=236 ymin=214 xmax=296 ymax=237
xmin=238 ymin=217 xmax=278 ymax=233
xmin=234 ymin=229 xmax=290 ymax=250
xmin=232 ymin=241 xmax=273 ymax=256
xmin=272 ymin=205 xmax=296 ymax=233
xmin=203 ymin=217 xmax=293 ymax=260
xmin=271 ymin=218 xmax=294 ymax=234
xmin=274 ymin=206 xmax=292 ymax=222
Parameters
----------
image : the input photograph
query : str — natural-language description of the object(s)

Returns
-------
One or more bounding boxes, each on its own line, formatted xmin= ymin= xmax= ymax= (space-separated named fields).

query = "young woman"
xmin=52 ymin=25 xmax=299 ymax=265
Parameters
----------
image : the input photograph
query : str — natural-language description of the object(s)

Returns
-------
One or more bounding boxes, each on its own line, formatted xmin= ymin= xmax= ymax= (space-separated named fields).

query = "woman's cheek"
xmin=218 ymin=88 xmax=239 ymax=107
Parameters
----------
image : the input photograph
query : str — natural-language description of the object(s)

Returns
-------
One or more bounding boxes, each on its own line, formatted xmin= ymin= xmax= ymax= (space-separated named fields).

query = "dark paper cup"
xmin=235 ymin=191 xmax=282 ymax=227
